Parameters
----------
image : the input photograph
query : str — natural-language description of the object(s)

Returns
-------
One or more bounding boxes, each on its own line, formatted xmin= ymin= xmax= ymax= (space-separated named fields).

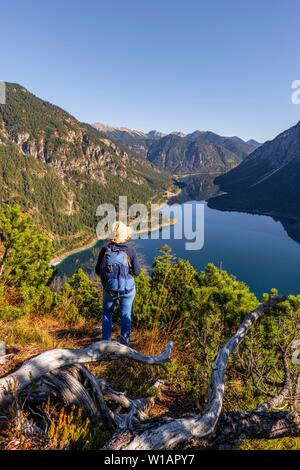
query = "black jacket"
xmin=95 ymin=242 xmax=141 ymax=277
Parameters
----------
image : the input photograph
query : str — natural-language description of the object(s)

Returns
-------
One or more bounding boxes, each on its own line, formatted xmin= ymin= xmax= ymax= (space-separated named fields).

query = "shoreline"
xmin=50 ymin=218 xmax=178 ymax=267
xmin=50 ymin=237 xmax=100 ymax=267
xmin=207 ymin=199 xmax=300 ymax=222
xmin=50 ymin=189 xmax=181 ymax=267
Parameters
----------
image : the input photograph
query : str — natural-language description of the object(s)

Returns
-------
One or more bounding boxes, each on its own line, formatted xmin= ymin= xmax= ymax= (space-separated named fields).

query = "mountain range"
xmin=92 ymin=123 xmax=261 ymax=175
xmin=209 ymin=120 xmax=300 ymax=220
xmin=3 ymin=82 xmax=298 ymax=256
xmin=96 ymin=119 xmax=300 ymax=228
xmin=0 ymin=84 xmax=170 ymax=253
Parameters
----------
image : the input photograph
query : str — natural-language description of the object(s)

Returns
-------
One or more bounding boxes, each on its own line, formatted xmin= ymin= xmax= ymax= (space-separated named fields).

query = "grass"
xmin=3 ymin=317 xmax=55 ymax=349
xmin=241 ymin=438 xmax=300 ymax=450
xmin=0 ymin=314 xmax=97 ymax=379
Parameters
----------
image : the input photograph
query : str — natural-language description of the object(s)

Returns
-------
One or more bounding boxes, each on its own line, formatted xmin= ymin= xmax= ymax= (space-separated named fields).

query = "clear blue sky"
xmin=1 ymin=0 xmax=299 ymax=141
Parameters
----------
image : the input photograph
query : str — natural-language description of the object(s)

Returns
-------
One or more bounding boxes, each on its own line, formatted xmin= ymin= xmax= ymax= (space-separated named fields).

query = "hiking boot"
xmin=92 ymin=327 xmax=102 ymax=341
xmin=118 ymin=335 xmax=131 ymax=346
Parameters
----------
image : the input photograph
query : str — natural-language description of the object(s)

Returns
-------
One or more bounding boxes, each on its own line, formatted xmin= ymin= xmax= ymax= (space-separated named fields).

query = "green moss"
xmin=241 ymin=438 xmax=300 ymax=450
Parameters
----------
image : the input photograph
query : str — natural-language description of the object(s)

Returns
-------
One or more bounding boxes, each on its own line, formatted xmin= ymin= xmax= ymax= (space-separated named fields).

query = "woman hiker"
xmin=95 ymin=221 xmax=141 ymax=346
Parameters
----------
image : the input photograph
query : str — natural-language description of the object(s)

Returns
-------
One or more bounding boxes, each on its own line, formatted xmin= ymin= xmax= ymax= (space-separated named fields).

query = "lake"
xmin=56 ymin=175 xmax=300 ymax=299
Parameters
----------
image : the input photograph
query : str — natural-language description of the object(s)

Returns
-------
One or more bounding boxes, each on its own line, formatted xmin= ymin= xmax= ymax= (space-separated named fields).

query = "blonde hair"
xmin=110 ymin=221 xmax=133 ymax=244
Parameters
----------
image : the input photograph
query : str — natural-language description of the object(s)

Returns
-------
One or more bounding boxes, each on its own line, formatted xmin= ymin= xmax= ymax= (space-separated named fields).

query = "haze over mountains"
xmin=93 ymin=122 xmax=261 ymax=175
xmin=209 ymin=120 xmax=300 ymax=220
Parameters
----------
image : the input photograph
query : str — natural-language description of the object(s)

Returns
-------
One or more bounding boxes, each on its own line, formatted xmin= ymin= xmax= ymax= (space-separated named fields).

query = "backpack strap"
xmin=121 ymin=251 xmax=131 ymax=267
xmin=107 ymin=245 xmax=131 ymax=267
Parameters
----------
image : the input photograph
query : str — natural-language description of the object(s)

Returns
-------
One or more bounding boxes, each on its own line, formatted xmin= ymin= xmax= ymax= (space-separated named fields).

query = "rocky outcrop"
xmin=0 ymin=84 xmax=165 ymax=187
xmin=147 ymin=133 xmax=241 ymax=174
xmin=214 ymin=121 xmax=300 ymax=191
xmin=0 ymin=83 xmax=170 ymax=250
xmin=93 ymin=123 xmax=153 ymax=159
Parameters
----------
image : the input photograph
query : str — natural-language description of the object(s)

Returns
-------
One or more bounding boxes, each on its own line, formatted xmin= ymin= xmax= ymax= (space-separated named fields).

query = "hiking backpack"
xmin=100 ymin=246 xmax=135 ymax=295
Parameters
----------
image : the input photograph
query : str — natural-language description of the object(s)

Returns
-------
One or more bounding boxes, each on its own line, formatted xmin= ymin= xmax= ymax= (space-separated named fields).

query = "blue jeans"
xmin=102 ymin=287 xmax=136 ymax=343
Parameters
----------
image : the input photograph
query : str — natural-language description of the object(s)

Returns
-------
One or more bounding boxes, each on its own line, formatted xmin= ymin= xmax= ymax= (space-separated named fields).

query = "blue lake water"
xmin=56 ymin=201 xmax=300 ymax=299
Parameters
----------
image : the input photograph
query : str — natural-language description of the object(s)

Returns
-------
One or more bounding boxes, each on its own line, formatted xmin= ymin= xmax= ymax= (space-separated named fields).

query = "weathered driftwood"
xmin=183 ymin=411 xmax=300 ymax=449
xmin=41 ymin=365 xmax=116 ymax=429
xmin=294 ymin=372 xmax=300 ymax=410
xmin=107 ymin=295 xmax=285 ymax=450
xmin=21 ymin=366 xmax=165 ymax=432
xmin=0 ymin=340 xmax=173 ymax=408
xmin=104 ymin=410 xmax=300 ymax=450
xmin=98 ymin=378 xmax=164 ymax=427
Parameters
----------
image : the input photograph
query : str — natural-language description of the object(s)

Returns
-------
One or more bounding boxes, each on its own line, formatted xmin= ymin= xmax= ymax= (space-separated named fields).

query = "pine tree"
xmin=0 ymin=204 xmax=54 ymax=287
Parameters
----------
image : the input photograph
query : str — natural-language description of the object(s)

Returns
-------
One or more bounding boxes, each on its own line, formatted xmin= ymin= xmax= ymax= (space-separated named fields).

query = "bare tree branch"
xmin=0 ymin=341 xmax=173 ymax=408
xmin=107 ymin=295 xmax=285 ymax=450
xmin=0 ymin=296 xmax=288 ymax=450
xmin=187 ymin=411 xmax=300 ymax=449
xmin=99 ymin=378 xmax=164 ymax=428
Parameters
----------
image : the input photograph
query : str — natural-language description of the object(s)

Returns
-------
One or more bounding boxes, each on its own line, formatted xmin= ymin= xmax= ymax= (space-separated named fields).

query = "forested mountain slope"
xmin=93 ymin=122 xmax=260 ymax=174
xmin=209 ymin=121 xmax=300 ymax=219
xmin=0 ymin=84 xmax=170 ymax=252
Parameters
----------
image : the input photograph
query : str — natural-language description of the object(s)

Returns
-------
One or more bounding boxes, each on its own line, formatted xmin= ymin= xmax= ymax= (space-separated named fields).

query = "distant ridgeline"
xmin=0 ymin=84 xmax=171 ymax=253
xmin=93 ymin=122 xmax=261 ymax=174
xmin=209 ymin=120 xmax=300 ymax=220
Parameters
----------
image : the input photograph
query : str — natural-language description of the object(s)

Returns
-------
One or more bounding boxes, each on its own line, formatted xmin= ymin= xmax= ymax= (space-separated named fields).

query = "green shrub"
xmin=133 ymin=246 xmax=259 ymax=404
xmin=0 ymin=204 xmax=54 ymax=288
xmin=56 ymin=269 xmax=101 ymax=324
xmin=48 ymin=406 xmax=111 ymax=450
xmin=20 ymin=285 xmax=57 ymax=316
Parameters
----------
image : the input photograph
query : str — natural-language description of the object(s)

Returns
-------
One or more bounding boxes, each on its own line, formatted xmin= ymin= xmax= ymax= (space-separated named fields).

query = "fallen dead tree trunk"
xmin=165 ymin=410 xmax=300 ymax=450
xmin=107 ymin=295 xmax=285 ymax=450
xmin=204 ymin=411 xmax=300 ymax=448
xmin=105 ymin=410 xmax=300 ymax=450
xmin=0 ymin=341 xmax=173 ymax=409
xmin=21 ymin=365 xmax=164 ymax=431
xmin=0 ymin=295 xmax=290 ymax=450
